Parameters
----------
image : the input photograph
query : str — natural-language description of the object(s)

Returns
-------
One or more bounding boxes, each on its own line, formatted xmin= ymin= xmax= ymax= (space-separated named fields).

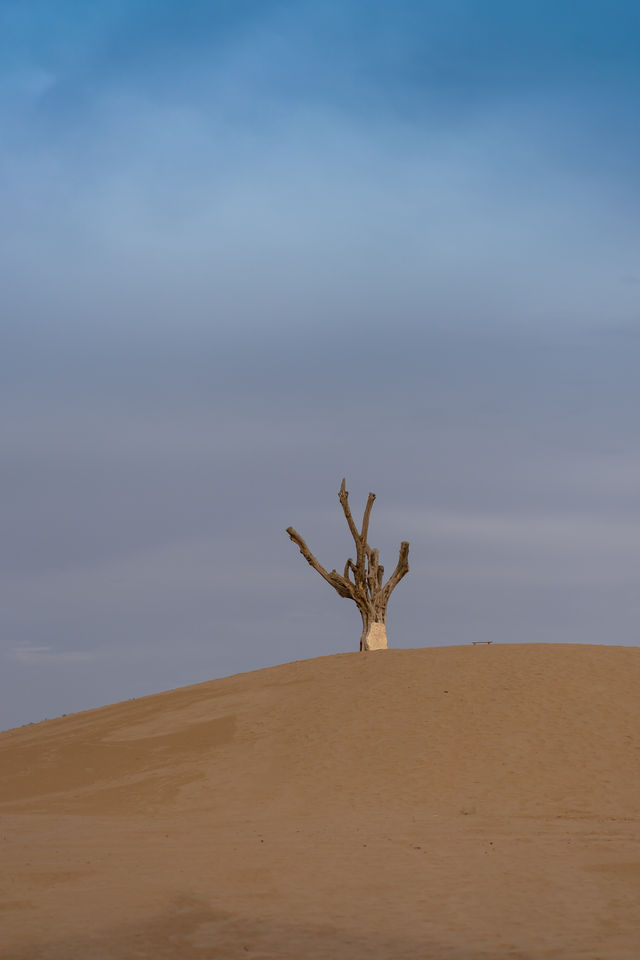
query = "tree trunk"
xmin=360 ymin=618 xmax=388 ymax=651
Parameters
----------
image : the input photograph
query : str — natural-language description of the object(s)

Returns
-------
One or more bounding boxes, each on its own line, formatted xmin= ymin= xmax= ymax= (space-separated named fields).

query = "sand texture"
xmin=1 ymin=644 xmax=639 ymax=959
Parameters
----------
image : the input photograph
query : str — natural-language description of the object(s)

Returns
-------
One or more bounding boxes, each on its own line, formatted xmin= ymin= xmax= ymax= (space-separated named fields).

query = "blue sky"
xmin=1 ymin=2 xmax=640 ymax=729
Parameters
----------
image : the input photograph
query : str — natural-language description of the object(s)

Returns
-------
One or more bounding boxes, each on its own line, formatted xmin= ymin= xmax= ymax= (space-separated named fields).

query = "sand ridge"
xmin=1 ymin=644 xmax=639 ymax=958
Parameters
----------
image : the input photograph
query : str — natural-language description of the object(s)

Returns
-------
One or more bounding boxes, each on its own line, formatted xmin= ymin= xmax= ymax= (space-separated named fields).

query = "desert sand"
xmin=1 ymin=643 xmax=639 ymax=959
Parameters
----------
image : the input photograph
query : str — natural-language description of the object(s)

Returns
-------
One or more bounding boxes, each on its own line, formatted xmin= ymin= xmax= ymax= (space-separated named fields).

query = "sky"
xmin=1 ymin=1 xmax=640 ymax=730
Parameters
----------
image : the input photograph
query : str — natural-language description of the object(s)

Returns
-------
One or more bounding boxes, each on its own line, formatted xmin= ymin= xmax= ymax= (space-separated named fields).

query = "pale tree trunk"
xmin=360 ymin=617 xmax=388 ymax=651
xmin=287 ymin=479 xmax=409 ymax=652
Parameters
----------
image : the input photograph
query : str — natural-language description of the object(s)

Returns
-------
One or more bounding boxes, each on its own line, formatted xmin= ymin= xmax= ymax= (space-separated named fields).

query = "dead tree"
xmin=286 ymin=478 xmax=409 ymax=651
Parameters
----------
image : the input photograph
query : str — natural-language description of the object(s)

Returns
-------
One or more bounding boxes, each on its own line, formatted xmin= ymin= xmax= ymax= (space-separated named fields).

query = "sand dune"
xmin=1 ymin=644 xmax=639 ymax=959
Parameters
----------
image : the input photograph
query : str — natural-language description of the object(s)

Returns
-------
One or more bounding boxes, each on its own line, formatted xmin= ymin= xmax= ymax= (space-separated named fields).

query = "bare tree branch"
xmin=360 ymin=492 xmax=376 ymax=545
xmin=286 ymin=527 xmax=355 ymax=599
xmin=344 ymin=558 xmax=357 ymax=584
xmin=338 ymin=478 xmax=361 ymax=551
xmin=366 ymin=547 xmax=377 ymax=603
xmin=382 ymin=541 xmax=410 ymax=602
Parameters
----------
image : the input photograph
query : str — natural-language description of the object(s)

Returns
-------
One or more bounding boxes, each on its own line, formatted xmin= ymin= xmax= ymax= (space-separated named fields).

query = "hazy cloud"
xmin=9 ymin=645 xmax=99 ymax=667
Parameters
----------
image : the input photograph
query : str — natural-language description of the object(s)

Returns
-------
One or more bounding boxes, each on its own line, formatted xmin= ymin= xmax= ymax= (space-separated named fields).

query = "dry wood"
xmin=287 ymin=479 xmax=410 ymax=650
xmin=285 ymin=527 xmax=355 ymax=600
